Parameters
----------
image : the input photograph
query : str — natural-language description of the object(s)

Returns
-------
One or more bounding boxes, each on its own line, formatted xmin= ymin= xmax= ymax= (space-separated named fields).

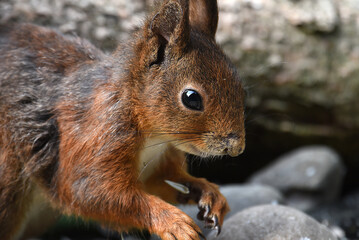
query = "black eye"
xmin=181 ymin=89 xmax=203 ymax=111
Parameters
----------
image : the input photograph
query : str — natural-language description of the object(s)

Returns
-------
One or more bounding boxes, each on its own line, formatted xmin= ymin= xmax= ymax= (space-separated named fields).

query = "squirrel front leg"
xmin=54 ymin=155 xmax=204 ymax=240
xmin=52 ymin=121 xmax=204 ymax=240
xmin=143 ymin=146 xmax=230 ymax=232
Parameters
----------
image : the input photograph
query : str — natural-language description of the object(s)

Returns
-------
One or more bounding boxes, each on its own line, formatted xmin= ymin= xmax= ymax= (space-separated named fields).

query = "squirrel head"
xmin=133 ymin=0 xmax=245 ymax=157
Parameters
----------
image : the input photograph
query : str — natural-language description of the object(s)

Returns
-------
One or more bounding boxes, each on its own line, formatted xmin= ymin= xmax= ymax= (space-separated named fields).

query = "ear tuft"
xmin=150 ymin=1 xmax=183 ymax=42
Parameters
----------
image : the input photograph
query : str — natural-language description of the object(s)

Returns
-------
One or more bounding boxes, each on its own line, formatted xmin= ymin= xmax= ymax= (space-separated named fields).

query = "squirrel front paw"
xmin=177 ymin=179 xmax=230 ymax=235
xmin=151 ymin=203 xmax=205 ymax=240
xmin=196 ymin=192 xmax=228 ymax=235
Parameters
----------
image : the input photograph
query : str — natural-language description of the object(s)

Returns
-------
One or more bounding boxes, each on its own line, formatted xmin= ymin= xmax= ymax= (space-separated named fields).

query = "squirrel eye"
xmin=181 ymin=89 xmax=203 ymax=111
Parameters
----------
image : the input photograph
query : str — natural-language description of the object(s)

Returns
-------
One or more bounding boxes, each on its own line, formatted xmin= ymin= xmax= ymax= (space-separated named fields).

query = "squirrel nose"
xmin=226 ymin=147 xmax=244 ymax=157
xmin=224 ymin=133 xmax=245 ymax=157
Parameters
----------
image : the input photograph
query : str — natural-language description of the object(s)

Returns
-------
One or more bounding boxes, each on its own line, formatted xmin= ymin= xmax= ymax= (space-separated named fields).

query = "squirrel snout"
xmin=223 ymin=133 xmax=245 ymax=157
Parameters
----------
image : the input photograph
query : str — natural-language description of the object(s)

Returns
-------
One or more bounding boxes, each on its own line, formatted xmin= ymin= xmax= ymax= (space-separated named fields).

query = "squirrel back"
xmin=0 ymin=23 xmax=105 ymax=181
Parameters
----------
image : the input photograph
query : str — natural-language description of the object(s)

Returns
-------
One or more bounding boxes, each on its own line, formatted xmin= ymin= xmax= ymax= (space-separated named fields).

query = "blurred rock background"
xmin=1 ymin=0 xmax=359 ymax=239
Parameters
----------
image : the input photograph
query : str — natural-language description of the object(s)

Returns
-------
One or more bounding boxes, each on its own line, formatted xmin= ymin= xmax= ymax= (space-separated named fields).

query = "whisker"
xmin=171 ymin=137 xmax=203 ymax=149
xmin=142 ymin=134 xmax=205 ymax=150
xmin=142 ymin=130 xmax=209 ymax=137
xmin=107 ymin=128 xmax=208 ymax=136
xmin=137 ymin=136 xmax=204 ymax=181
xmin=142 ymin=137 xmax=193 ymax=150
xmin=181 ymin=156 xmax=187 ymax=168
xmin=137 ymin=137 xmax=204 ymax=179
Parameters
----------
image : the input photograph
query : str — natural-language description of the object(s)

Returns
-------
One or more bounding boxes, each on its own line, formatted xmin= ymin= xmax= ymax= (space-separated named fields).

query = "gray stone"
xmin=279 ymin=0 xmax=339 ymax=33
xmin=215 ymin=0 xmax=359 ymax=159
xmin=249 ymin=146 xmax=345 ymax=210
xmin=219 ymin=184 xmax=284 ymax=218
xmin=208 ymin=205 xmax=337 ymax=240
xmin=0 ymin=0 xmax=147 ymax=49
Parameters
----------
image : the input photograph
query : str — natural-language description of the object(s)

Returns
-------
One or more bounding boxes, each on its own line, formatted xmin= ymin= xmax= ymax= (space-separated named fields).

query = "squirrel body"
xmin=0 ymin=0 xmax=245 ymax=239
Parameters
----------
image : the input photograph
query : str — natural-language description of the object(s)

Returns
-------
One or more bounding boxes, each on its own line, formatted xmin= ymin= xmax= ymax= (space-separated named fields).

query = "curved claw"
xmin=215 ymin=225 xmax=222 ymax=236
xmin=197 ymin=204 xmax=211 ymax=221
xmin=203 ymin=215 xmax=219 ymax=229
xmin=212 ymin=215 xmax=218 ymax=228
xmin=213 ymin=215 xmax=222 ymax=236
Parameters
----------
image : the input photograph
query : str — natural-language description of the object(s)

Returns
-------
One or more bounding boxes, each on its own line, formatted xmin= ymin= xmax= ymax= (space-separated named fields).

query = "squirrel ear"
xmin=189 ymin=0 xmax=218 ymax=38
xmin=150 ymin=0 xmax=190 ymax=47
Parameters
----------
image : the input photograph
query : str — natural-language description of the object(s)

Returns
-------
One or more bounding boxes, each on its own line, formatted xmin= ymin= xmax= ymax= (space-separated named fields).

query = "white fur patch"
xmin=138 ymin=137 xmax=168 ymax=182
xmin=13 ymin=184 xmax=50 ymax=240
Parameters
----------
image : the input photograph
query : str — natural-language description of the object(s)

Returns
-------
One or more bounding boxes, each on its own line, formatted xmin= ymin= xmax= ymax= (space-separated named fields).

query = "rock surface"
xmin=309 ymin=190 xmax=359 ymax=239
xmin=219 ymin=184 xmax=284 ymax=218
xmin=207 ymin=204 xmax=337 ymax=240
xmin=250 ymin=146 xmax=345 ymax=210
xmin=0 ymin=0 xmax=147 ymax=50
xmin=216 ymin=0 xmax=359 ymax=159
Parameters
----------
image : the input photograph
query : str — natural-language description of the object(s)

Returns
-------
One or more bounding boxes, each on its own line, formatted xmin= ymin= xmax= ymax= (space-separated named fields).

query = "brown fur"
xmin=0 ymin=0 xmax=245 ymax=239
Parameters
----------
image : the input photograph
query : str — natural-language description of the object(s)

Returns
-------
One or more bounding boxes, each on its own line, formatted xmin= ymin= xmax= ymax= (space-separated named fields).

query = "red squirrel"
xmin=0 ymin=0 xmax=245 ymax=239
